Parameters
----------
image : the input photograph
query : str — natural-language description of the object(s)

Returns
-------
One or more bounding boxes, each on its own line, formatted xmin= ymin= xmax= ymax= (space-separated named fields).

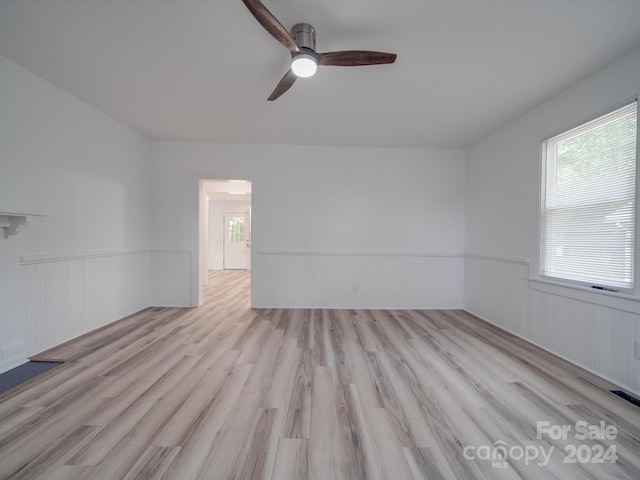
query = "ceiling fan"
xmin=241 ymin=0 xmax=397 ymax=101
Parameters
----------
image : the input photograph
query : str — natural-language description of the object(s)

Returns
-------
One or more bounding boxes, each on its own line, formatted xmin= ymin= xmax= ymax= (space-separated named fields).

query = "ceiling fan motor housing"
xmin=291 ymin=23 xmax=316 ymax=51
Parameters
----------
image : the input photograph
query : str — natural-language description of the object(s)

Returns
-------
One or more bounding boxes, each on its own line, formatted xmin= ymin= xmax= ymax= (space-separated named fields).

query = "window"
xmin=227 ymin=215 xmax=246 ymax=243
xmin=540 ymin=101 xmax=637 ymax=292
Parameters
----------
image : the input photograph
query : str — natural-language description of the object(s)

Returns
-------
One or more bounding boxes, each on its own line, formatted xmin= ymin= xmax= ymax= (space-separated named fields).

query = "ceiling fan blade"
xmin=318 ymin=51 xmax=397 ymax=67
xmin=268 ymin=70 xmax=297 ymax=101
xmin=241 ymin=0 xmax=298 ymax=53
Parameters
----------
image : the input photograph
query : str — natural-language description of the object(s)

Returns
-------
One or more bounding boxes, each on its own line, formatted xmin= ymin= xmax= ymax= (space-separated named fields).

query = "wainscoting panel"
xmin=0 ymin=246 xmax=27 ymax=371
xmin=150 ymin=249 xmax=192 ymax=307
xmin=464 ymin=256 xmax=640 ymax=395
xmin=253 ymin=250 xmax=464 ymax=309
xmin=464 ymin=255 xmax=529 ymax=335
xmin=21 ymin=250 xmax=150 ymax=356
xmin=0 ymin=341 xmax=26 ymax=373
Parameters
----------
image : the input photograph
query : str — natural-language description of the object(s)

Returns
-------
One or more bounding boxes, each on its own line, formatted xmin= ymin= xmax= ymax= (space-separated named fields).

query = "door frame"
xmin=197 ymin=178 xmax=253 ymax=307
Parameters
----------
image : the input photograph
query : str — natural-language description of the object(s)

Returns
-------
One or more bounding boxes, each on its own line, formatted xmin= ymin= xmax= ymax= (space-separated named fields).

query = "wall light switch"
xmin=635 ymin=340 xmax=640 ymax=360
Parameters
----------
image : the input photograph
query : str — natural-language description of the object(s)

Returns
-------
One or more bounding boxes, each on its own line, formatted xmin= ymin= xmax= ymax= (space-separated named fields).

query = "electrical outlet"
xmin=635 ymin=340 xmax=640 ymax=360
xmin=352 ymin=284 xmax=359 ymax=294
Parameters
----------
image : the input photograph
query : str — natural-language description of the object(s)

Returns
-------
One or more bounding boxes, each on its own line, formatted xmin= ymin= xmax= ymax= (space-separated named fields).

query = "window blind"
xmin=540 ymin=101 xmax=637 ymax=291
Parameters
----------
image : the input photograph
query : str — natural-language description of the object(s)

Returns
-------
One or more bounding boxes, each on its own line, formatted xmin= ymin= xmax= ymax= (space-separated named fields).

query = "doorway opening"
xmin=199 ymin=179 xmax=252 ymax=305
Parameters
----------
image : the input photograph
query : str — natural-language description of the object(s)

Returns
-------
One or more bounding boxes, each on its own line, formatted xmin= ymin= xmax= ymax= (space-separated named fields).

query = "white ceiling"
xmin=1 ymin=0 xmax=640 ymax=148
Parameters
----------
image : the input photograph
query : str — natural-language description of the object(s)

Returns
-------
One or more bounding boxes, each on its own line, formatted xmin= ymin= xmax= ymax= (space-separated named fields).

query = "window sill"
xmin=528 ymin=277 xmax=640 ymax=315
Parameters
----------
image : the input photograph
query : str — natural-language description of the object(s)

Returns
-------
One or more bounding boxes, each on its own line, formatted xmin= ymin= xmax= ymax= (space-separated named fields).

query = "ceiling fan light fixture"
xmin=241 ymin=1 xmax=396 ymax=100
xmin=291 ymin=53 xmax=317 ymax=78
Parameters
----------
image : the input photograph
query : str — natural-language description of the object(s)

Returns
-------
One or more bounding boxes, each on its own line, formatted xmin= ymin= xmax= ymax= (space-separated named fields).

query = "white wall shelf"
xmin=0 ymin=211 xmax=44 ymax=239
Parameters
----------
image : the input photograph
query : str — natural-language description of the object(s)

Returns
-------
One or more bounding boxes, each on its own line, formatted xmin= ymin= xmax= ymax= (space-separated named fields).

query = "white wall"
xmin=209 ymin=198 xmax=251 ymax=271
xmin=151 ymin=142 xmax=466 ymax=308
xmin=4 ymin=33 xmax=637 ymax=399
xmin=465 ymin=46 xmax=640 ymax=395
xmin=0 ymin=55 xmax=151 ymax=371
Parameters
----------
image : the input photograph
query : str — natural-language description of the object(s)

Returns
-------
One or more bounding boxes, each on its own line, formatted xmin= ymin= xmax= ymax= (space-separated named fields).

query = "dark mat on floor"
xmin=610 ymin=390 xmax=640 ymax=408
xmin=0 ymin=361 xmax=63 ymax=395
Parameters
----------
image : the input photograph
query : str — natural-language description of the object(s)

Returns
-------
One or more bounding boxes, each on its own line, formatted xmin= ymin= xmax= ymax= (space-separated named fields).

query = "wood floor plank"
xmin=40 ymin=464 xmax=93 ymax=480
xmin=229 ymin=407 xmax=277 ymax=480
xmin=404 ymin=446 xmax=456 ymax=480
xmin=308 ymin=365 xmax=368 ymax=480
xmin=1 ymin=270 xmax=639 ymax=479
xmin=159 ymin=363 xmax=253 ymax=479
xmin=67 ymin=356 xmax=203 ymax=467
xmin=346 ymin=384 xmax=383 ymax=480
xmin=308 ymin=366 xmax=343 ymax=480
xmin=271 ymin=438 xmax=308 ymax=480
xmin=281 ymin=347 xmax=312 ymax=440
xmin=194 ymin=393 xmax=266 ymax=480
xmin=5 ymin=425 xmax=99 ymax=480
xmin=152 ymin=351 xmax=240 ymax=447
xmin=121 ymin=446 xmax=181 ymax=480
xmin=0 ymin=388 xmax=108 ymax=479
xmin=366 ymin=407 xmax=417 ymax=480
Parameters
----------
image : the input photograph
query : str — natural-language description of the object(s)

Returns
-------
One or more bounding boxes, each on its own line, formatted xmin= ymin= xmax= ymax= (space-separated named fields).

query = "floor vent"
xmin=610 ymin=390 xmax=640 ymax=408
xmin=0 ymin=361 xmax=63 ymax=395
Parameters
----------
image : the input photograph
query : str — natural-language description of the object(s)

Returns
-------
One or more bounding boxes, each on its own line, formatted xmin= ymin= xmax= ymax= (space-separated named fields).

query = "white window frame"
xmin=537 ymin=99 xmax=639 ymax=295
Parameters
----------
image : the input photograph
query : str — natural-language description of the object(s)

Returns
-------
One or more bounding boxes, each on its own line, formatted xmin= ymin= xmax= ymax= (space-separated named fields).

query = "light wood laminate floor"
xmin=1 ymin=270 xmax=639 ymax=479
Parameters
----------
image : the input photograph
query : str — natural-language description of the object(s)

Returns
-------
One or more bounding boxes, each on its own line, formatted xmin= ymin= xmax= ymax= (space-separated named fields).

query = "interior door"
xmin=223 ymin=212 xmax=250 ymax=269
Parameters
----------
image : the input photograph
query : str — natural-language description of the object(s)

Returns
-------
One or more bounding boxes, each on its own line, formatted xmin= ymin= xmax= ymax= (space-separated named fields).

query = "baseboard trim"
xmin=463 ymin=308 xmax=640 ymax=399
xmin=0 ymin=354 xmax=28 ymax=376
xmin=30 ymin=307 xmax=153 ymax=361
